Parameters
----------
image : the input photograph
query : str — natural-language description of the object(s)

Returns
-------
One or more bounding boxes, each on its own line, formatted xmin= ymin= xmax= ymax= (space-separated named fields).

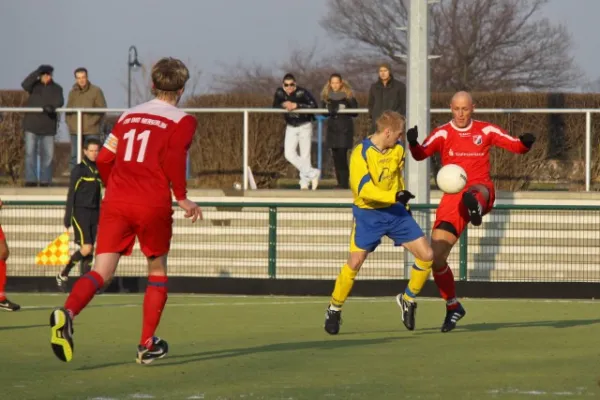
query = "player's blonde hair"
xmin=151 ymin=57 xmax=190 ymax=102
xmin=375 ymin=111 xmax=406 ymax=136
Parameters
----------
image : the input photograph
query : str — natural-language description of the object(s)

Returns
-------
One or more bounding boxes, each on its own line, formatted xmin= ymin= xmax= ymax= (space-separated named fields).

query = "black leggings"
xmin=331 ymin=148 xmax=350 ymax=188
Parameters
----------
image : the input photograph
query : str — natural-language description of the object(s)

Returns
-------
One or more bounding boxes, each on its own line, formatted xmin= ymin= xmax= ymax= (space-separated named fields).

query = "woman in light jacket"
xmin=321 ymin=73 xmax=358 ymax=189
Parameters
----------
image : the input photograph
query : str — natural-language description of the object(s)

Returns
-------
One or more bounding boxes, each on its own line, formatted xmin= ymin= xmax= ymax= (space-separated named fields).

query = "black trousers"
xmin=331 ymin=148 xmax=350 ymax=189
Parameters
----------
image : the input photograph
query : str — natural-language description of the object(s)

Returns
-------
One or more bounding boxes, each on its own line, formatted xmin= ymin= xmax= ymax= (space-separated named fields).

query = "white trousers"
xmin=284 ymin=123 xmax=318 ymax=186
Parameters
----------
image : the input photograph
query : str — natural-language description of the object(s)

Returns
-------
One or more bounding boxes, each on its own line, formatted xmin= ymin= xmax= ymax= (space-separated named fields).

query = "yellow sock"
xmin=403 ymin=258 xmax=433 ymax=302
xmin=330 ymin=264 xmax=358 ymax=309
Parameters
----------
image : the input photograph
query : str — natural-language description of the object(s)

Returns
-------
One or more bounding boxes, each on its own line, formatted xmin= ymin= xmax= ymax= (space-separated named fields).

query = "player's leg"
xmin=431 ymin=225 xmax=467 ymax=332
xmin=397 ymin=236 xmax=434 ymax=330
xmin=57 ymin=210 xmax=86 ymax=288
xmin=325 ymin=212 xmax=381 ymax=335
xmin=50 ymin=205 xmax=132 ymax=362
xmin=461 ymin=184 xmax=490 ymax=226
xmin=385 ymin=209 xmax=432 ymax=330
xmin=325 ymin=250 xmax=368 ymax=335
xmin=137 ymin=255 xmax=169 ymax=365
xmin=50 ymin=252 xmax=120 ymax=363
xmin=136 ymin=206 xmax=173 ymax=364
xmin=0 ymin=227 xmax=20 ymax=311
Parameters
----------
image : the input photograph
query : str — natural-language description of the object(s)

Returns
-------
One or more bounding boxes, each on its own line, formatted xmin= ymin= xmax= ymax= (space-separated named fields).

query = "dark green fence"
xmin=2 ymin=201 xmax=599 ymax=282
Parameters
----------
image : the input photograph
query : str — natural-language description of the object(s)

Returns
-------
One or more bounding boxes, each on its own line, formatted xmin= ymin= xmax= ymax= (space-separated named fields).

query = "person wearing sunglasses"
xmin=272 ymin=73 xmax=320 ymax=190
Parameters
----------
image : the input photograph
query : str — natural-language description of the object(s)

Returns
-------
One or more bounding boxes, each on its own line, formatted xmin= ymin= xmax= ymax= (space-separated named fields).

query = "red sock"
xmin=140 ymin=275 xmax=168 ymax=348
xmin=433 ymin=265 xmax=458 ymax=310
xmin=0 ymin=260 xmax=6 ymax=301
xmin=64 ymin=271 xmax=104 ymax=317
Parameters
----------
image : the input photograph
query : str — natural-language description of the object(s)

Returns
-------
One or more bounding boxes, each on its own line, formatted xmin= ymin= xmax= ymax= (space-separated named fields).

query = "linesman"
xmin=56 ymin=138 xmax=102 ymax=290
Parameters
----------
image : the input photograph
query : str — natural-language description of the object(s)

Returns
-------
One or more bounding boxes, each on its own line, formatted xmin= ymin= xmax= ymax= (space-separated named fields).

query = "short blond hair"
xmin=151 ymin=57 xmax=190 ymax=101
xmin=375 ymin=110 xmax=405 ymax=135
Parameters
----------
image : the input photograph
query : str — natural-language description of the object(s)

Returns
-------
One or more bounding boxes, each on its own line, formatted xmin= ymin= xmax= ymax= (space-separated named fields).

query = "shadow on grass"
xmin=416 ymin=318 xmax=600 ymax=334
xmin=78 ymin=336 xmax=410 ymax=370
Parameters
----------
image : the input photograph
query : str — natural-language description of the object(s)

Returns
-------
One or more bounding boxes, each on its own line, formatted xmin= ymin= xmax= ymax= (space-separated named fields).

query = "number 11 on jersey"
xmin=123 ymin=129 xmax=151 ymax=162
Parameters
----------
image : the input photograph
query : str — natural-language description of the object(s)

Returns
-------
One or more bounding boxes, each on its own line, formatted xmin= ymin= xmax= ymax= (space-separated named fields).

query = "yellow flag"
xmin=35 ymin=232 xmax=71 ymax=266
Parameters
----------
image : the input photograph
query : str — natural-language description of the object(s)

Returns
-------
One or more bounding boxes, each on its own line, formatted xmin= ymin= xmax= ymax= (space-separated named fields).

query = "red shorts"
xmin=433 ymin=184 xmax=496 ymax=237
xmin=95 ymin=203 xmax=174 ymax=257
xmin=0 ymin=224 xmax=5 ymax=241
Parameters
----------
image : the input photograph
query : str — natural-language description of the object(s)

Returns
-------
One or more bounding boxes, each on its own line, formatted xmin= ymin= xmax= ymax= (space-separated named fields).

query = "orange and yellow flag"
xmin=35 ymin=232 xmax=71 ymax=266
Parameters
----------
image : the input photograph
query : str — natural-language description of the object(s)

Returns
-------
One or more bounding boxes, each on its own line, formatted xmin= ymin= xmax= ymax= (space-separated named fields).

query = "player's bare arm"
xmin=177 ymin=199 xmax=202 ymax=223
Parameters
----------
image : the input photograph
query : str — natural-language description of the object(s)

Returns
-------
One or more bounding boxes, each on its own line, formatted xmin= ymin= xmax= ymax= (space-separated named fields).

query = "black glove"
xmin=406 ymin=126 xmax=419 ymax=146
xmin=396 ymin=190 xmax=415 ymax=205
xmin=519 ymin=133 xmax=536 ymax=149
xmin=64 ymin=216 xmax=71 ymax=229
xmin=42 ymin=104 xmax=56 ymax=114
xmin=327 ymin=102 xmax=339 ymax=117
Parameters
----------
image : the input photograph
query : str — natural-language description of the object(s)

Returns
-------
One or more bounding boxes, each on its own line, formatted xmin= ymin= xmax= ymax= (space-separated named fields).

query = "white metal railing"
xmin=0 ymin=107 xmax=598 ymax=191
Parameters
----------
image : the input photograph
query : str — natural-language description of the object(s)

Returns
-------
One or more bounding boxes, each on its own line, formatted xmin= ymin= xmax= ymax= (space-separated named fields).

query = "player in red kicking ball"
xmin=49 ymin=57 xmax=202 ymax=364
xmin=397 ymin=91 xmax=535 ymax=332
xmin=0 ymin=197 xmax=20 ymax=311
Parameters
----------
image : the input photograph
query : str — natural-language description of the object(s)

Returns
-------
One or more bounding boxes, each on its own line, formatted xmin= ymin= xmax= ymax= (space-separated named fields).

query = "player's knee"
xmin=415 ymin=257 xmax=433 ymax=271
xmin=432 ymin=257 xmax=448 ymax=272
xmin=80 ymin=245 xmax=93 ymax=256
xmin=347 ymin=252 xmax=367 ymax=271
xmin=415 ymin=246 xmax=434 ymax=264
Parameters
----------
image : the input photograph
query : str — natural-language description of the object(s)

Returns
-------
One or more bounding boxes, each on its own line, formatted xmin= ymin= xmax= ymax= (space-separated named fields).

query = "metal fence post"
xmin=459 ymin=225 xmax=468 ymax=281
xmin=243 ymin=110 xmax=249 ymax=190
xmin=268 ymin=206 xmax=277 ymax=278
xmin=316 ymin=115 xmax=326 ymax=172
xmin=585 ymin=111 xmax=591 ymax=192
xmin=77 ymin=110 xmax=82 ymax=164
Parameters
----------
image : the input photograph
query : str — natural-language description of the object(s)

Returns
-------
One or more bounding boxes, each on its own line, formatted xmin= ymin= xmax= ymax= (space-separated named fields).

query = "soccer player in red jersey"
xmin=397 ymin=91 xmax=535 ymax=332
xmin=49 ymin=57 xmax=202 ymax=364
xmin=0 ymin=198 xmax=20 ymax=311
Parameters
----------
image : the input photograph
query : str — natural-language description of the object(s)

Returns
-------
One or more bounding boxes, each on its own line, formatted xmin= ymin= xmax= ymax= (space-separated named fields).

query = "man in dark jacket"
xmin=21 ymin=65 xmax=64 ymax=186
xmin=368 ymin=63 xmax=406 ymax=134
xmin=273 ymin=73 xmax=321 ymax=190
xmin=56 ymin=138 xmax=102 ymax=291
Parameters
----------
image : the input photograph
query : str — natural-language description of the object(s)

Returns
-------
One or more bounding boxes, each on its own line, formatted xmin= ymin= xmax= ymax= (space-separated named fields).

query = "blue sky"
xmin=1 ymin=0 xmax=598 ymax=110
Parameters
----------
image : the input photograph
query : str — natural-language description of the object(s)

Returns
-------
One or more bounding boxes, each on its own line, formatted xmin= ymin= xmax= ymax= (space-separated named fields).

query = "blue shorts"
xmin=350 ymin=204 xmax=424 ymax=252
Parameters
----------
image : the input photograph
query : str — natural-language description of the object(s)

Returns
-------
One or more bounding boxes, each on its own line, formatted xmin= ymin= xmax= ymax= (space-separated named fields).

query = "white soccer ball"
xmin=436 ymin=164 xmax=467 ymax=194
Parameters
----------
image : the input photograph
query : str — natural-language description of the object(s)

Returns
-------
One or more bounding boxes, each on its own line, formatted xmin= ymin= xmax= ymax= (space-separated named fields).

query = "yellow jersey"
xmin=349 ymin=138 xmax=407 ymax=210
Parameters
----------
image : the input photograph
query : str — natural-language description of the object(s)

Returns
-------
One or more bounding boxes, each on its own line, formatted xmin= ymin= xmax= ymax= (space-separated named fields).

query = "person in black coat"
xmin=321 ymin=73 xmax=358 ymax=189
xmin=368 ymin=63 xmax=406 ymax=134
xmin=21 ymin=65 xmax=64 ymax=186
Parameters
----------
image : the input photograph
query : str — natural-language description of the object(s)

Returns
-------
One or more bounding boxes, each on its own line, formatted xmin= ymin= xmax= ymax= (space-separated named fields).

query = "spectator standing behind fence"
xmin=65 ymin=68 xmax=107 ymax=172
xmin=368 ymin=63 xmax=406 ymax=134
xmin=321 ymin=73 xmax=358 ymax=189
xmin=273 ymin=73 xmax=321 ymax=190
xmin=21 ymin=65 xmax=64 ymax=187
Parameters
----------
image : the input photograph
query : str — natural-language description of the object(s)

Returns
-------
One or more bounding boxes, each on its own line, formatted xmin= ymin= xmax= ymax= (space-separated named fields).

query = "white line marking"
xmin=488 ymin=387 xmax=590 ymax=396
xmin=18 ymin=296 xmax=600 ymax=311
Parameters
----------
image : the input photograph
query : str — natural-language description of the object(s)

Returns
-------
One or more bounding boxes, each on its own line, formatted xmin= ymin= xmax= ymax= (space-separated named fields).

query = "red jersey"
xmin=97 ymin=99 xmax=197 ymax=209
xmin=410 ymin=119 xmax=529 ymax=186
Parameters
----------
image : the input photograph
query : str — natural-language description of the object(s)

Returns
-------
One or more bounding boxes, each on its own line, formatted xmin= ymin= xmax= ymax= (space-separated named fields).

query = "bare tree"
xmin=212 ymin=45 xmax=377 ymax=97
xmin=124 ymin=58 xmax=203 ymax=106
xmin=322 ymin=0 xmax=581 ymax=91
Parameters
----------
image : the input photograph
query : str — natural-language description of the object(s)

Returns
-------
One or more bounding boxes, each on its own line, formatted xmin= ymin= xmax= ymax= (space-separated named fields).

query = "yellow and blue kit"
xmin=349 ymin=138 xmax=423 ymax=252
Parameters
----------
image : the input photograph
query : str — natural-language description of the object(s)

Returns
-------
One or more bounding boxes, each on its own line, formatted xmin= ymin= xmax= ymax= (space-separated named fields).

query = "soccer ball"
xmin=436 ymin=164 xmax=467 ymax=194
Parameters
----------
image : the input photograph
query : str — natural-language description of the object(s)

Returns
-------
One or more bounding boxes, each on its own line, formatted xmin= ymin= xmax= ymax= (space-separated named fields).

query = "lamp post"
xmin=127 ymin=45 xmax=142 ymax=108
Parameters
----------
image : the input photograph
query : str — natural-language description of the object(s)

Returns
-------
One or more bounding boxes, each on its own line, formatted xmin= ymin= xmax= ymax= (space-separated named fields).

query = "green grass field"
xmin=1 ymin=294 xmax=600 ymax=400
